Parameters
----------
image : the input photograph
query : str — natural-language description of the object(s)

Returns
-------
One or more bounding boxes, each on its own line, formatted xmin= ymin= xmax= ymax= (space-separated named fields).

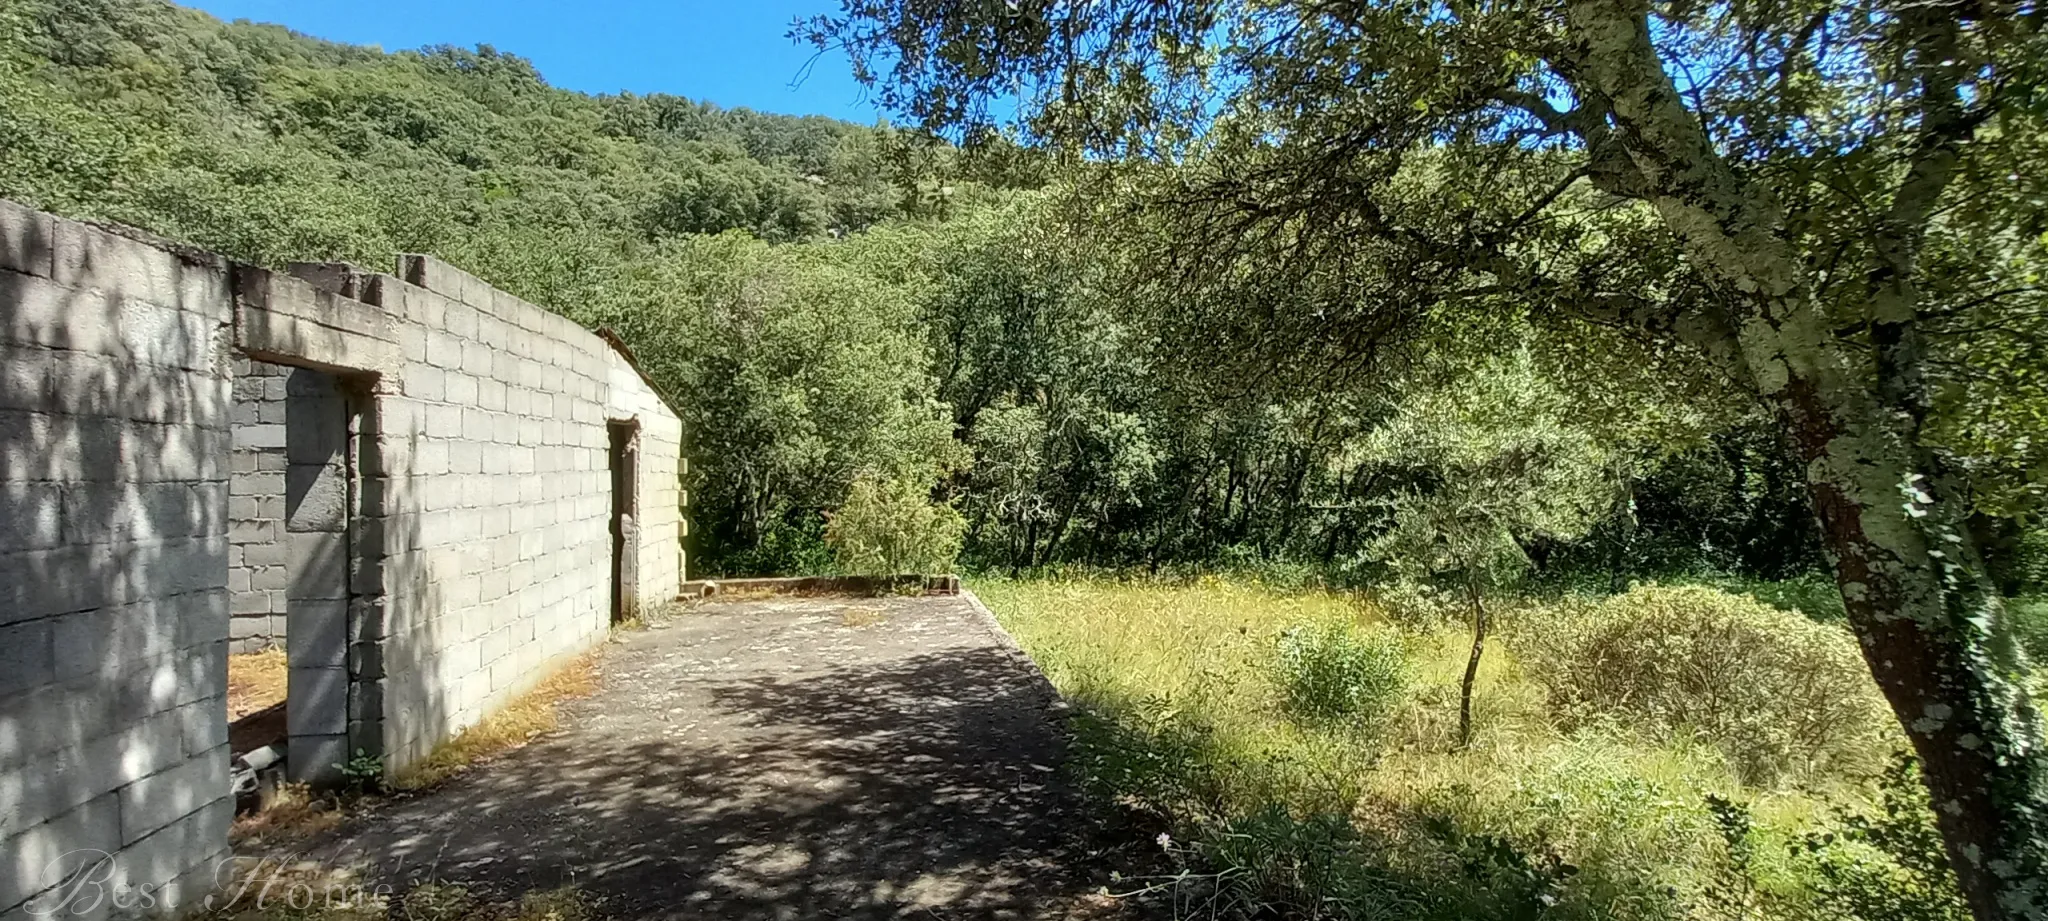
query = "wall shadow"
xmin=0 ymin=226 xmax=237 ymax=912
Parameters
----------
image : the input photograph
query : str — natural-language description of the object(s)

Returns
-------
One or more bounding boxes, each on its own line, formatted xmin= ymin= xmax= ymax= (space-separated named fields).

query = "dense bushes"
xmin=823 ymin=470 xmax=967 ymax=576
xmin=1274 ymin=623 xmax=1407 ymax=728
xmin=1521 ymin=584 xmax=1892 ymax=786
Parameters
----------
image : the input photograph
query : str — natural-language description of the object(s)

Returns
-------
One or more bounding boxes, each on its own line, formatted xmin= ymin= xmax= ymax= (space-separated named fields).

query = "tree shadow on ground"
xmin=308 ymin=605 xmax=1131 ymax=921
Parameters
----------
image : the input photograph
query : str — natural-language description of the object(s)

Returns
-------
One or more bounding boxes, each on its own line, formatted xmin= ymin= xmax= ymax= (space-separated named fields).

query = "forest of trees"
xmin=5 ymin=0 xmax=2047 ymax=917
xmin=0 ymin=0 xmax=1900 ymax=587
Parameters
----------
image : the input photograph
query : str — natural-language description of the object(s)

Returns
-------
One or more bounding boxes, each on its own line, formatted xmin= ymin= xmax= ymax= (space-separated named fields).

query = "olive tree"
xmin=1366 ymin=354 xmax=1614 ymax=748
xmin=803 ymin=0 xmax=2048 ymax=914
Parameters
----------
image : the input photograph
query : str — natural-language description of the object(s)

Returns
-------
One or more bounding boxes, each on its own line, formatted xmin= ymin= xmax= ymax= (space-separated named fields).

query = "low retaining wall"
xmin=681 ymin=575 xmax=962 ymax=598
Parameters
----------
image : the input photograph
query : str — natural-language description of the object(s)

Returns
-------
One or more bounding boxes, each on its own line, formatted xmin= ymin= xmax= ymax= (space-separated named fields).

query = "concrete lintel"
xmin=234 ymin=264 xmax=393 ymax=344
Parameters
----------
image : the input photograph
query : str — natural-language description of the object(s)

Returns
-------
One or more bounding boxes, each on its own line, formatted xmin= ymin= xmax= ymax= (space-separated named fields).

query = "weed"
xmin=337 ymin=749 xmax=384 ymax=794
xmin=230 ymin=782 xmax=345 ymax=845
xmin=1275 ymin=622 xmax=1406 ymax=729
xmin=974 ymin=574 xmax=1939 ymax=921
xmin=840 ymin=606 xmax=887 ymax=628
xmin=1519 ymin=584 xmax=1893 ymax=786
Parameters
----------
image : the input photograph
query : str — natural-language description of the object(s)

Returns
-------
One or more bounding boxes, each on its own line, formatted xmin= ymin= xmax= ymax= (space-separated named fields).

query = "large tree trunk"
xmin=1553 ymin=2 xmax=2048 ymax=915
xmin=1750 ymin=301 xmax=2046 ymax=921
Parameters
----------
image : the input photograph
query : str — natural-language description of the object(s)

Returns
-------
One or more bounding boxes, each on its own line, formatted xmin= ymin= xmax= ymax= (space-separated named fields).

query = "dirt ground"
xmin=227 ymin=648 xmax=288 ymax=756
xmin=303 ymin=592 xmax=1136 ymax=920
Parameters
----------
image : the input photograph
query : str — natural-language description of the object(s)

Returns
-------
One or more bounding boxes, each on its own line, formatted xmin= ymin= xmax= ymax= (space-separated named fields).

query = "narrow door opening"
xmin=609 ymin=420 xmax=640 ymax=624
xmin=227 ymin=362 xmax=362 ymax=793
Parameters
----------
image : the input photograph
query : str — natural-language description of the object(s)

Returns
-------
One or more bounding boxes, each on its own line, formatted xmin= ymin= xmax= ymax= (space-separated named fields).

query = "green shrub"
xmin=2006 ymin=527 xmax=2048 ymax=594
xmin=717 ymin=515 xmax=833 ymax=576
xmin=1787 ymin=753 xmax=1969 ymax=921
xmin=2009 ymin=596 xmax=2048 ymax=664
xmin=1707 ymin=572 xmax=1847 ymax=622
xmin=1524 ymin=584 xmax=1891 ymax=787
xmin=1275 ymin=622 xmax=1407 ymax=728
xmin=1371 ymin=579 xmax=1459 ymax=630
xmin=824 ymin=470 xmax=966 ymax=576
xmin=1189 ymin=806 xmax=1427 ymax=920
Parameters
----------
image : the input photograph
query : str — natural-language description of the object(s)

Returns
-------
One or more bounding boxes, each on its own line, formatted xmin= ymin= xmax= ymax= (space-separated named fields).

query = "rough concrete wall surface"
xmin=359 ymin=254 xmax=687 ymax=769
xmin=604 ymin=349 xmax=685 ymax=612
xmin=0 ymin=200 xmax=236 ymax=920
xmin=227 ymin=358 xmax=289 ymax=650
xmin=0 ymin=199 xmax=687 ymax=919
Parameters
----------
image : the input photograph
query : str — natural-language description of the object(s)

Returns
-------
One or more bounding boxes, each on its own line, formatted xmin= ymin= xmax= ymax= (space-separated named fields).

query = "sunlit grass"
xmin=228 ymin=647 xmax=289 ymax=721
xmin=974 ymin=575 xmax=1857 ymax=920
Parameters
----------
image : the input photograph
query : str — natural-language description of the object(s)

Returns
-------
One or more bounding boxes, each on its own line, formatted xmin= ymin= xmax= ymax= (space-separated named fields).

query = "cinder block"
xmin=459 ymin=340 xmax=492 ymax=377
xmin=448 ymin=441 xmax=481 ymax=474
xmin=287 ymin=665 xmax=348 ymax=736
xmin=425 ymin=331 xmax=462 ymax=370
xmin=284 ymin=465 xmax=347 ymax=532
xmin=108 ymin=643 xmax=224 ymax=724
xmin=0 ymin=618 xmax=55 ymax=697
xmin=286 ymin=531 xmax=348 ymax=600
xmin=285 ymin=408 xmax=347 ymax=469
xmin=252 ymin=568 xmax=292 ymax=605
xmin=234 ymin=422 xmax=285 ymax=450
xmin=0 ymin=793 xmax=121 ymax=914
xmin=403 ymin=365 xmax=444 ymax=401
xmin=0 ymin=481 xmax=62 ymax=553
xmin=1 ymin=275 xmax=212 ymax=373
xmin=397 ymin=284 xmax=447 ymax=329
xmin=154 ymin=842 xmax=231 ymax=916
xmin=239 ymin=539 xmax=285 ymax=567
xmin=287 ymin=733 xmax=347 ymax=786
xmin=115 ymin=749 xmax=226 ymax=845
xmin=0 ymin=197 xmax=56 ymax=277
xmin=462 ymin=408 xmax=492 ymax=442
xmin=424 ymin=402 xmax=463 ymax=435
xmin=0 ymin=345 xmax=50 ymax=414
xmin=444 ymin=371 xmax=479 ymax=406
xmin=172 ymin=695 xmax=227 ymax=757
xmin=53 ymin=218 xmax=229 ymax=315
xmin=110 ymin=708 xmax=191 ymax=790
xmin=285 ymin=600 xmax=347 ymax=669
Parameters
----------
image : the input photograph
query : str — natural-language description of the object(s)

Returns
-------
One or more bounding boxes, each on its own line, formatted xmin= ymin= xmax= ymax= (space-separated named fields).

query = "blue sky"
xmin=183 ymin=0 xmax=887 ymax=123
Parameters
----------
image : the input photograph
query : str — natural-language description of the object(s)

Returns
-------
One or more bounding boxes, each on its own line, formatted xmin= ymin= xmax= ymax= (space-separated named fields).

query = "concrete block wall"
xmin=227 ymin=359 xmax=289 ymax=650
xmin=331 ymin=255 xmax=683 ymax=767
xmin=0 ymin=200 xmax=687 ymax=919
xmin=604 ymin=348 xmax=686 ymax=607
xmin=0 ymin=201 xmax=236 ymax=920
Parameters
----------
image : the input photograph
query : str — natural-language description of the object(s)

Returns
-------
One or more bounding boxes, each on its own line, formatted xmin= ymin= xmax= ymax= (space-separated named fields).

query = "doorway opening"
xmin=608 ymin=420 xmax=640 ymax=625
xmin=227 ymin=361 xmax=370 ymax=792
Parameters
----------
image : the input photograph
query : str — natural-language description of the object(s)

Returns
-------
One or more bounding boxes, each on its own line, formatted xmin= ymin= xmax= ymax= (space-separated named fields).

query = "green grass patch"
xmin=974 ymin=575 xmax=1962 ymax=921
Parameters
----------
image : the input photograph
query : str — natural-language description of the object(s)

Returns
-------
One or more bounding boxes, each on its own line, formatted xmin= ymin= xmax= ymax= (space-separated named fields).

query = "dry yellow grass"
xmin=840 ymin=606 xmax=888 ymax=628
xmin=392 ymin=652 xmax=601 ymax=791
xmin=230 ymin=782 xmax=346 ymax=845
xmin=228 ymin=647 xmax=289 ymax=721
xmin=208 ymin=868 xmax=587 ymax=921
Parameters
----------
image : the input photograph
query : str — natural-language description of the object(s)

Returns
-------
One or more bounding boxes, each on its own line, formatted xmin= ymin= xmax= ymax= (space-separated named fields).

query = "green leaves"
xmin=825 ymin=469 xmax=968 ymax=576
xmin=1365 ymin=350 xmax=1618 ymax=590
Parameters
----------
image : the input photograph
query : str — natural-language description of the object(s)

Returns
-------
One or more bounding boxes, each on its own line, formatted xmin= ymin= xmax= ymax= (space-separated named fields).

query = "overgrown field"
xmin=977 ymin=577 xmax=1972 ymax=921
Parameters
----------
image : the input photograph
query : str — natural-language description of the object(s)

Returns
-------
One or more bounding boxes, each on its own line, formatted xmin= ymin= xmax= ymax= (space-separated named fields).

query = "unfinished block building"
xmin=0 ymin=198 xmax=685 ymax=919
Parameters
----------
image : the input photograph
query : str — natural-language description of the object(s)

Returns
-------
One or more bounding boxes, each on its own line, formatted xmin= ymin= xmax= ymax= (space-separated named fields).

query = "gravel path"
xmin=307 ymin=593 xmax=1128 ymax=920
